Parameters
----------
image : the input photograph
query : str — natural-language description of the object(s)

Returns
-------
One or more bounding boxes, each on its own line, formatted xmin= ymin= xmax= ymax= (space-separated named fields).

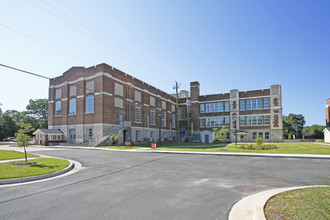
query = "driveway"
xmin=0 ymin=147 xmax=329 ymax=220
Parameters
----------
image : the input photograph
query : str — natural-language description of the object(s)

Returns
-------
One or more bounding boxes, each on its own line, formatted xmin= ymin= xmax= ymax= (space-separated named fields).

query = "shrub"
xmin=256 ymin=137 xmax=264 ymax=146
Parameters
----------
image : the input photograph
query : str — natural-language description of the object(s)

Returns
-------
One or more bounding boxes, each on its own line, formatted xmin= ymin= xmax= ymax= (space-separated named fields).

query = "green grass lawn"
xmin=264 ymin=187 xmax=330 ymax=219
xmin=0 ymin=158 xmax=70 ymax=179
xmin=150 ymin=142 xmax=330 ymax=155
xmin=0 ymin=150 xmax=39 ymax=161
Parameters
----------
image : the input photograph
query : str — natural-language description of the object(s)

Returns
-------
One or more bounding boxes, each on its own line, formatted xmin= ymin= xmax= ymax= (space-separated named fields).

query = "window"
xmin=225 ymin=117 xmax=230 ymax=127
xmin=178 ymin=107 xmax=186 ymax=119
xmin=257 ymin=116 xmax=263 ymax=125
xmin=246 ymin=116 xmax=252 ymax=126
xmin=252 ymin=116 xmax=257 ymax=125
xmin=69 ymin=98 xmax=76 ymax=115
xmin=264 ymin=98 xmax=270 ymax=109
xmin=55 ymin=101 xmax=61 ymax=116
xmin=225 ymin=102 xmax=230 ymax=112
xmin=240 ymin=116 xmax=246 ymax=126
xmin=201 ymin=104 xmax=205 ymax=113
xmin=265 ymin=132 xmax=270 ymax=139
xmin=246 ymin=100 xmax=252 ymax=110
xmin=114 ymin=97 xmax=123 ymax=108
xmin=162 ymin=101 xmax=166 ymax=110
xmin=85 ymin=95 xmax=94 ymax=113
xmin=134 ymin=103 xmax=141 ymax=123
xmin=214 ymin=103 xmax=220 ymax=112
xmin=226 ymin=133 xmax=230 ymax=140
xmin=252 ymin=132 xmax=257 ymax=139
xmin=70 ymin=85 xmax=76 ymax=97
xmin=257 ymin=99 xmax=263 ymax=109
xmin=258 ymin=132 xmax=263 ymax=139
xmin=264 ymin=115 xmax=270 ymax=125
xmin=150 ymin=131 xmax=155 ymax=141
xmin=252 ymin=100 xmax=257 ymax=109
xmin=172 ymin=114 xmax=175 ymax=128
xmin=240 ymin=100 xmax=245 ymax=110
xmin=115 ymin=83 xmax=123 ymax=96
xmin=55 ymin=89 xmax=61 ymax=99
xmin=135 ymin=91 xmax=141 ymax=102
xmin=150 ymin=109 xmax=155 ymax=125
xmin=162 ymin=112 xmax=166 ymax=127
xmin=86 ymin=81 xmax=94 ymax=94
xmin=136 ymin=130 xmax=141 ymax=141
xmin=150 ymin=96 xmax=155 ymax=106
xmin=200 ymin=118 xmax=206 ymax=127
xmin=215 ymin=118 xmax=220 ymax=127
xmin=86 ymin=128 xmax=93 ymax=141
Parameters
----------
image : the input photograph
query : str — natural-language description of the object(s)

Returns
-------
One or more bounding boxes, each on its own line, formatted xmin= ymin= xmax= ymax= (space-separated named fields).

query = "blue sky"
xmin=0 ymin=0 xmax=329 ymax=126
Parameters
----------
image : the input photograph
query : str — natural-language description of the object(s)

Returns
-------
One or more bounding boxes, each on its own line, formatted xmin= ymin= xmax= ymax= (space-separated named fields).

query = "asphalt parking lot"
xmin=1 ymin=147 xmax=329 ymax=220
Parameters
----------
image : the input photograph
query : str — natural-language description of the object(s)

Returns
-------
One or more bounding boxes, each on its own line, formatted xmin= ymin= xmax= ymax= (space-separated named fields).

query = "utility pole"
xmin=173 ymin=81 xmax=180 ymax=143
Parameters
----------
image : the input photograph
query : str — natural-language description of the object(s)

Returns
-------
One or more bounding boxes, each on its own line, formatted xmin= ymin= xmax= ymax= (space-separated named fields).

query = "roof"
xmin=33 ymin=129 xmax=63 ymax=135
xmin=323 ymin=127 xmax=330 ymax=132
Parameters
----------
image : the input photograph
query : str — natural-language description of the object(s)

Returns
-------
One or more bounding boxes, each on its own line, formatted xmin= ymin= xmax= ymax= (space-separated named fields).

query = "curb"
xmin=228 ymin=185 xmax=329 ymax=220
xmin=138 ymin=150 xmax=330 ymax=159
xmin=0 ymin=160 xmax=75 ymax=185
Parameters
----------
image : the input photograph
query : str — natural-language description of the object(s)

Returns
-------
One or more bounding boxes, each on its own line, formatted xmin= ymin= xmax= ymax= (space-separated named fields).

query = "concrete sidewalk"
xmin=228 ymin=185 xmax=330 ymax=220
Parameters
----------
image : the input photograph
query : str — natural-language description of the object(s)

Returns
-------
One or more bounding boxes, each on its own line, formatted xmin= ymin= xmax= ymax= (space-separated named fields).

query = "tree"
xmin=26 ymin=99 xmax=48 ymax=128
xmin=304 ymin=124 xmax=325 ymax=139
xmin=283 ymin=114 xmax=306 ymax=139
xmin=110 ymin=130 xmax=123 ymax=146
xmin=15 ymin=122 xmax=33 ymax=163
xmin=212 ymin=126 xmax=229 ymax=143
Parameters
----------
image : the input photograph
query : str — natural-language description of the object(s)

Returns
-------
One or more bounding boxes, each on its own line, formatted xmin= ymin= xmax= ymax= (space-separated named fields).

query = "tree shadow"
xmin=30 ymin=163 xmax=56 ymax=169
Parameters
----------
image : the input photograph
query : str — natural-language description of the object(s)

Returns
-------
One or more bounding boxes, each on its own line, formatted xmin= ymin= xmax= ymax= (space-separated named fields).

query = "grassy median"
xmin=0 ymin=150 xmax=38 ymax=161
xmin=148 ymin=142 xmax=330 ymax=155
xmin=264 ymin=187 xmax=330 ymax=219
xmin=0 ymin=158 xmax=70 ymax=179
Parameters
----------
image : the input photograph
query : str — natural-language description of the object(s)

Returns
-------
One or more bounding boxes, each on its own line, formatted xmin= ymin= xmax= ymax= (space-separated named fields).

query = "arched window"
xmin=85 ymin=95 xmax=94 ymax=113
xmin=55 ymin=101 xmax=61 ymax=116
xmin=69 ymin=98 xmax=76 ymax=115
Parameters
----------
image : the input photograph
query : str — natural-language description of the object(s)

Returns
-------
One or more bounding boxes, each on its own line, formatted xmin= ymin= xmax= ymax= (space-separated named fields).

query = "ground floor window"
xmin=136 ymin=130 xmax=141 ymax=141
xmin=265 ymin=132 xmax=270 ymax=139
xmin=258 ymin=132 xmax=263 ymax=139
xmin=226 ymin=133 xmax=230 ymax=140
xmin=252 ymin=132 xmax=257 ymax=139
xmin=150 ymin=131 xmax=155 ymax=141
xmin=86 ymin=128 xmax=93 ymax=141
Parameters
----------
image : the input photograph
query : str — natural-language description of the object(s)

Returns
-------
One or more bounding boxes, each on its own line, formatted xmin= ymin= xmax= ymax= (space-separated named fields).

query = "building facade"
xmin=323 ymin=98 xmax=330 ymax=143
xmin=48 ymin=63 xmax=177 ymax=145
xmin=178 ymin=82 xmax=283 ymax=143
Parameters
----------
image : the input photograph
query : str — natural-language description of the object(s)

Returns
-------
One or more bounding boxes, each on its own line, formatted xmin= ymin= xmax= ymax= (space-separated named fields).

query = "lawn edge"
xmin=0 ymin=159 xmax=74 ymax=185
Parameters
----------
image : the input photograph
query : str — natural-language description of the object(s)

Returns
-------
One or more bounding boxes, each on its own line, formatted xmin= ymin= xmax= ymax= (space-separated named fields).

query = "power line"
xmin=0 ymin=64 xmax=52 ymax=80
xmin=0 ymin=23 xmax=91 ymax=64
xmin=33 ymin=0 xmax=176 ymax=82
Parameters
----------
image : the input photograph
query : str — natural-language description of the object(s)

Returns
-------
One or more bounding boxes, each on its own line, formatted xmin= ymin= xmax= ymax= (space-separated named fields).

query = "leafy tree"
xmin=256 ymin=137 xmax=264 ymax=146
xmin=212 ymin=126 xmax=229 ymax=143
xmin=303 ymin=125 xmax=325 ymax=139
xmin=283 ymin=114 xmax=306 ymax=139
xmin=110 ymin=130 xmax=123 ymax=146
xmin=1 ymin=112 xmax=18 ymax=139
xmin=15 ymin=122 xmax=33 ymax=163
xmin=26 ymin=99 xmax=48 ymax=128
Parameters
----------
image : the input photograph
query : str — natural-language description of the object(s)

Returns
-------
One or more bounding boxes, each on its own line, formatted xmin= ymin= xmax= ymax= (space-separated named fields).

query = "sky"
xmin=0 ymin=0 xmax=329 ymax=126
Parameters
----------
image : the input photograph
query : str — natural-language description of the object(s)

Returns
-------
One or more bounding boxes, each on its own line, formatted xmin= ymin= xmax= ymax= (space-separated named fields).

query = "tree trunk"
xmin=23 ymin=145 xmax=27 ymax=162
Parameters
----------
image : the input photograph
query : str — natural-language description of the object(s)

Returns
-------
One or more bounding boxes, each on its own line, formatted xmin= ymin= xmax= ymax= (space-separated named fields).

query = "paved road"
xmin=0 ymin=147 xmax=329 ymax=220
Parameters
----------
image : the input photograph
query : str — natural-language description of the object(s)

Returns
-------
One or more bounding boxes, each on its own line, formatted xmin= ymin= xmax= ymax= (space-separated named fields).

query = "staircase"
xmin=90 ymin=121 xmax=131 ymax=146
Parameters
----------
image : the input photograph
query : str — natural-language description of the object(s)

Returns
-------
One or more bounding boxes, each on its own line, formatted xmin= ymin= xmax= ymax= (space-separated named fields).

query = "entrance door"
xmin=69 ymin=129 xmax=76 ymax=143
xmin=120 ymin=114 xmax=124 ymax=123
xmin=205 ymin=134 xmax=209 ymax=143
xmin=240 ymin=135 xmax=245 ymax=142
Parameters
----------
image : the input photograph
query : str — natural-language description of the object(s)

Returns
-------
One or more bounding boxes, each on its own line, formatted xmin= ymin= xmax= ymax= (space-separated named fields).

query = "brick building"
xmin=48 ymin=63 xmax=176 ymax=145
xmin=178 ymin=82 xmax=283 ymax=143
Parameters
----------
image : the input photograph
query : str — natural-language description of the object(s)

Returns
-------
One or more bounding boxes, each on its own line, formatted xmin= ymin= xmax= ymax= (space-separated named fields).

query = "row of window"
xmin=135 ymin=130 xmax=174 ymax=142
xmin=200 ymin=102 xmax=230 ymax=113
xmin=55 ymin=95 xmax=94 ymax=116
xmin=147 ymin=109 xmax=175 ymax=128
xmin=240 ymin=98 xmax=269 ymax=110
xmin=252 ymin=132 xmax=270 ymax=140
xmin=200 ymin=117 xmax=231 ymax=128
xmin=240 ymin=115 xmax=270 ymax=126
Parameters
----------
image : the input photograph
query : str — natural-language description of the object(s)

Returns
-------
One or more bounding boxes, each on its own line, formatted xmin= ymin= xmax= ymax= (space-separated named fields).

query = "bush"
xmin=256 ymin=137 xmax=264 ymax=146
